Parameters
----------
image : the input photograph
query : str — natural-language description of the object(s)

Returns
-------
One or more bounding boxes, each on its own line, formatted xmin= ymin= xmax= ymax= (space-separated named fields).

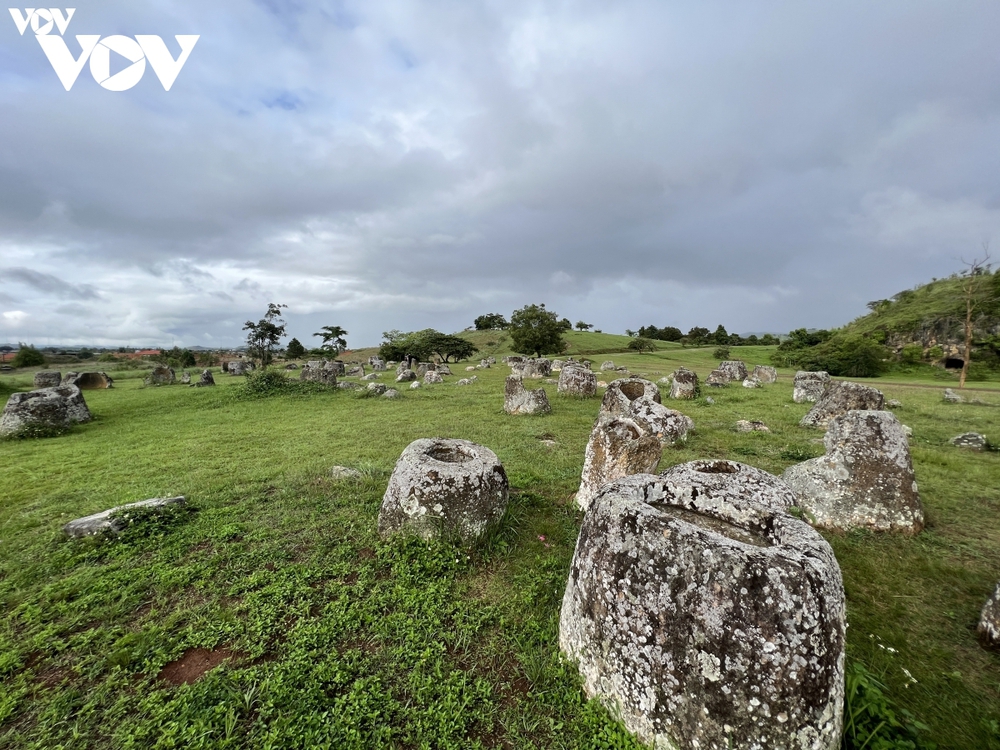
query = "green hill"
xmin=772 ymin=270 xmax=1000 ymax=378
xmin=843 ymin=271 xmax=1000 ymax=356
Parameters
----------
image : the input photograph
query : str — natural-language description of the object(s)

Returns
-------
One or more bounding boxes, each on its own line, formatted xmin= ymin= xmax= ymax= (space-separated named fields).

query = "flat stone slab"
xmin=63 ymin=496 xmax=186 ymax=538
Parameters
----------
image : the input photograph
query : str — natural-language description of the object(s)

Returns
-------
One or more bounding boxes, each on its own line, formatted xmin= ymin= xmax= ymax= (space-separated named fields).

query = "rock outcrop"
xmin=800 ymin=382 xmax=884 ymax=429
xmin=793 ymin=371 xmax=830 ymax=403
xmin=504 ymin=376 xmax=552 ymax=415
xmin=378 ymin=438 xmax=509 ymax=542
xmin=560 ymin=462 xmax=845 ymax=750
xmin=783 ymin=410 xmax=922 ymax=533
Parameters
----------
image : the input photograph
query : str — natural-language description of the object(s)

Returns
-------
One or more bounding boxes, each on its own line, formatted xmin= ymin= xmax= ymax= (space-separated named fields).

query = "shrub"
xmin=234 ymin=369 xmax=292 ymax=399
xmin=899 ymin=344 xmax=923 ymax=365
xmin=11 ymin=345 xmax=45 ymax=368
xmin=712 ymin=346 xmax=731 ymax=360
xmin=843 ymin=659 xmax=934 ymax=749
xmin=627 ymin=337 xmax=656 ymax=353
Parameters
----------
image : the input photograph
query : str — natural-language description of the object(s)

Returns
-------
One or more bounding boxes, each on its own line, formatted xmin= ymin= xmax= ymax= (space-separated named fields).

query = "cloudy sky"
xmin=1 ymin=1 xmax=998 ymax=349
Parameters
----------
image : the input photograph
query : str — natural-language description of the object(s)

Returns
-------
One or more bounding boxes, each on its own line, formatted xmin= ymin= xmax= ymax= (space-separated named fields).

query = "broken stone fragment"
xmin=503 ymin=376 xmax=551 ymax=415
xmin=799 ymin=381 xmax=884 ymax=429
xmin=63 ymin=496 xmax=187 ymax=538
xmin=783 ymin=410 xmax=922 ymax=533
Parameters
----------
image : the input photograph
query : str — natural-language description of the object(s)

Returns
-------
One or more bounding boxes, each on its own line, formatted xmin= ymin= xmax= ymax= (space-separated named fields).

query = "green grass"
xmin=1 ymin=354 xmax=999 ymax=748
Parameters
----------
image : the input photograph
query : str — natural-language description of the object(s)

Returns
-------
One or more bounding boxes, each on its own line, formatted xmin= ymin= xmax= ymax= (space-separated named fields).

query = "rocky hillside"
xmin=843 ymin=271 xmax=1000 ymax=365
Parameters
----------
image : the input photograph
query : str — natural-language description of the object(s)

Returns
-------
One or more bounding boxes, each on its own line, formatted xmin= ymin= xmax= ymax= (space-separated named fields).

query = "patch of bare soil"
xmin=157 ymin=647 xmax=238 ymax=685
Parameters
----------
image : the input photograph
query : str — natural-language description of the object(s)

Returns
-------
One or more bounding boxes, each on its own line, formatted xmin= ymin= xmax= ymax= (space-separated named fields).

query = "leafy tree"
xmin=196 ymin=351 xmax=220 ymax=367
xmin=77 ymin=349 xmax=93 ymax=360
xmin=313 ymin=325 xmax=348 ymax=355
xmin=243 ymin=303 xmax=288 ymax=369
xmin=423 ymin=332 xmax=479 ymax=362
xmin=11 ymin=344 xmax=45 ymax=367
xmin=161 ymin=347 xmax=196 ymax=368
xmin=286 ymin=337 xmax=306 ymax=359
xmin=759 ymin=334 xmax=779 ymax=346
xmin=746 ymin=335 xmax=759 ymax=345
xmin=659 ymin=326 xmax=683 ymax=342
xmin=712 ymin=325 xmax=729 ymax=345
xmin=686 ymin=327 xmax=710 ymax=345
xmin=509 ymin=304 xmax=566 ymax=357
xmin=627 ymin=337 xmax=656 ymax=353
xmin=713 ymin=346 xmax=731 ymax=360
xmin=624 ymin=329 xmax=636 ymax=337
xmin=474 ymin=313 xmax=508 ymax=330
xmin=558 ymin=317 xmax=573 ymax=332
xmin=575 ymin=321 xmax=593 ymax=331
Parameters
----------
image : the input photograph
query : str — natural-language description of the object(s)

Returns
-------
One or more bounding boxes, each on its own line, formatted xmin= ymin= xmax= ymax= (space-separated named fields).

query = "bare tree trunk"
xmin=958 ymin=247 xmax=991 ymax=389
xmin=959 ymin=293 xmax=973 ymax=389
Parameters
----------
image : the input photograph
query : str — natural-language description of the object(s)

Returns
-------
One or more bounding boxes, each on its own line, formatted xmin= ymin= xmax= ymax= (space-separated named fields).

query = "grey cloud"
xmin=3 ymin=267 xmax=100 ymax=300
xmin=1 ymin=0 xmax=998 ymax=347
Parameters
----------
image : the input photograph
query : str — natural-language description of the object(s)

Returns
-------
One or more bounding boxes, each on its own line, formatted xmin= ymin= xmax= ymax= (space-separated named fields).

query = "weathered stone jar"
xmin=782 ymin=410 xmax=922 ymax=533
xmin=378 ymin=438 xmax=509 ymax=543
xmin=560 ymin=460 xmax=845 ymax=750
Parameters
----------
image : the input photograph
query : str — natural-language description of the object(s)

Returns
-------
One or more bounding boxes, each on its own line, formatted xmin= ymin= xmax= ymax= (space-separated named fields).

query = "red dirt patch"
xmin=157 ymin=648 xmax=238 ymax=685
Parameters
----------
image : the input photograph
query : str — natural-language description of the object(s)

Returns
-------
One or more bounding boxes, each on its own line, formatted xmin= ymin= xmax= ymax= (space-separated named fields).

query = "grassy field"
xmin=1 ymin=348 xmax=999 ymax=749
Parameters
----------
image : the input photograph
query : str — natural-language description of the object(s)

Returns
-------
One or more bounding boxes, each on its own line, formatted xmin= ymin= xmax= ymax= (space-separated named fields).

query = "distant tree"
xmin=957 ymin=249 xmax=993 ymax=388
xmin=678 ymin=336 xmax=690 ymax=348
xmin=11 ymin=344 xmax=45 ymax=367
xmin=625 ymin=329 xmax=636 ymax=337
xmin=509 ymin=304 xmax=566 ymax=358
xmin=424 ymin=332 xmax=479 ymax=362
xmin=746 ymin=334 xmax=760 ymax=345
xmin=474 ymin=313 xmax=508 ymax=330
xmin=313 ymin=325 xmax=348 ymax=355
xmin=558 ymin=317 xmax=573 ymax=332
xmin=196 ymin=351 xmax=220 ymax=367
xmin=627 ymin=337 xmax=656 ymax=353
xmin=77 ymin=349 xmax=93 ymax=360
xmin=866 ymin=299 xmax=891 ymax=313
xmin=759 ymin=334 xmax=778 ymax=346
xmin=243 ymin=303 xmax=288 ymax=369
xmin=713 ymin=346 xmax=731 ymax=360
xmin=686 ymin=327 xmax=710 ymax=345
xmin=660 ymin=326 xmax=683 ymax=342
xmin=575 ymin=321 xmax=594 ymax=331
xmin=712 ymin=325 xmax=729 ymax=345
xmin=286 ymin=337 xmax=306 ymax=359
xmin=162 ymin=347 xmax=196 ymax=368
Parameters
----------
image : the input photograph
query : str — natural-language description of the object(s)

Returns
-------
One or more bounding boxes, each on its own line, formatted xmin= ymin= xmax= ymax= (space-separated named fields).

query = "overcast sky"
xmin=2 ymin=1 xmax=998 ymax=349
